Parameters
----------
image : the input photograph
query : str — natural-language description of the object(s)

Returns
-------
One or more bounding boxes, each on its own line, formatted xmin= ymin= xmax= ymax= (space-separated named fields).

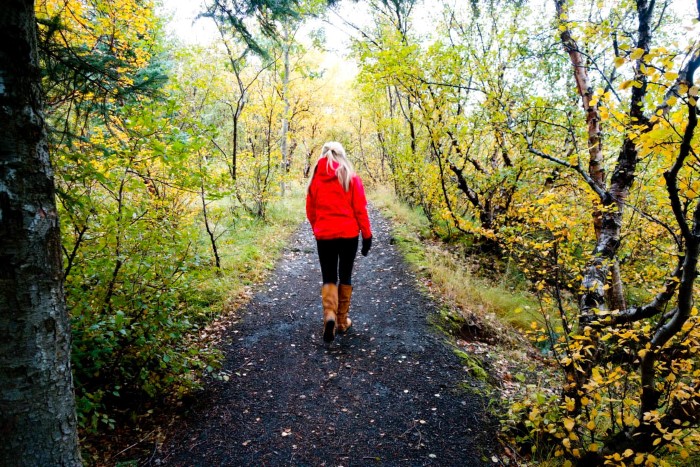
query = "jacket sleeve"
xmin=351 ymin=176 xmax=372 ymax=239
xmin=306 ymin=181 xmax=316 ymax=228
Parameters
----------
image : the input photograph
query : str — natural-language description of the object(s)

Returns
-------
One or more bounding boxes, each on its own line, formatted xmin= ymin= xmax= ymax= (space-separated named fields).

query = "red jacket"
xmin=306 ymin=157 xmax=372 ymax=240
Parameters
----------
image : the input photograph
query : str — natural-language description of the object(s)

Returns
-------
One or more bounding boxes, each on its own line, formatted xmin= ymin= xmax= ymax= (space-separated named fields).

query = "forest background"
xmin=4 ymin=0 xmax=700 ymax=465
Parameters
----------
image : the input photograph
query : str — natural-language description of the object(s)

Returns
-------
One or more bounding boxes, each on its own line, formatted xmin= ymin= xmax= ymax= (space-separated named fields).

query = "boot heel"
xmin=323 ymin=318 xmax=336 ymax=343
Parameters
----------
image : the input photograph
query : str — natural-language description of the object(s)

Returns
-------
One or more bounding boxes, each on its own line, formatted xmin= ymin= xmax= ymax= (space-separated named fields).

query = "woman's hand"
xmin=361 ymin=236 xmax=372 ymax=256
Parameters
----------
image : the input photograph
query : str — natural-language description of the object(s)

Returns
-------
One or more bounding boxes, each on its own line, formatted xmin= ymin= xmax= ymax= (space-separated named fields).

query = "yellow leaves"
xmin=638 ymin=343 xmax=651 ymax=358
xmin=614 ymin=56 xmax=625 ymax=68
xmin=565 ymin=396 xmax=576 ymax=412
xmin=563 ymin=417 xmax=575 ymax=431
xmin=528 ymin=407 xmax=540 ymax=422
xmin=591 ymin=367 xmax=604 ymax=384
xmin=620 ymin=80 xmax=634 ymax=90
xmin=630 ymin=48 xmax=646 ymax=60
xmin=690 ymin=86 xmax=699 ymax=97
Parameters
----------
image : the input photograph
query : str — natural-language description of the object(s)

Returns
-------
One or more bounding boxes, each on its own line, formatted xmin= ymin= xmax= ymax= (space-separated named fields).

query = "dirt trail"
xmin=163 ymin=207 xmax=498 ymax=466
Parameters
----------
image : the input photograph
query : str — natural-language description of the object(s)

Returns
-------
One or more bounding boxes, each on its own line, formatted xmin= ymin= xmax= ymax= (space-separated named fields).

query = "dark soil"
xmin=161 ymin=207 xmax=499 ymax=466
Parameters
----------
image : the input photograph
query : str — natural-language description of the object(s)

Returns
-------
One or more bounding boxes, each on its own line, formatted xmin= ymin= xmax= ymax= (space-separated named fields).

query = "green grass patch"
xmin=190 ymin=192 xmax=306 ymax=317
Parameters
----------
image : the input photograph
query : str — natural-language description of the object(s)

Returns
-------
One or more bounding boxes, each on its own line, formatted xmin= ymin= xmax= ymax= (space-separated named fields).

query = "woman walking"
xmin=306 ymin=142 xmax=372 ymax=343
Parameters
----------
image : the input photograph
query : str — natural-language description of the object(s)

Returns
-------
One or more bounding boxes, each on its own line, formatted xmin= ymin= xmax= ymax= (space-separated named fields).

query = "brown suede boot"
xmin=321 ymin=283 xmax=338 ymax=343
xmin=337 ymin=284 xmax=353 ymax=333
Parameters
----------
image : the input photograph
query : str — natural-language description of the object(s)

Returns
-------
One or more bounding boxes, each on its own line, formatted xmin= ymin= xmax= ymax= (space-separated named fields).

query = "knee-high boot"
xmin=321 ymin=283 xmax=338 ymax=342
xmin=337 ymin=284 xmax=353 ymax=333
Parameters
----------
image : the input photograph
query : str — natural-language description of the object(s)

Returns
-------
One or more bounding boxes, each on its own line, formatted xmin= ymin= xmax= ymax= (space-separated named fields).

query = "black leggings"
xmin=316 ymin=237 xmax=359 ymax=285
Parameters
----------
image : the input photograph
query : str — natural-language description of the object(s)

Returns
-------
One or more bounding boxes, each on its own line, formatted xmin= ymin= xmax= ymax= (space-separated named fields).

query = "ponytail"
xmin=321 ymin=142 xmax=355 ymax=191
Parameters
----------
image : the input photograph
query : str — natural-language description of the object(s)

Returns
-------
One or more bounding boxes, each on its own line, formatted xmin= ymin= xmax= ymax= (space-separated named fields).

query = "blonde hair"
xmin=320 ymin=141 xmax=355 ymax=192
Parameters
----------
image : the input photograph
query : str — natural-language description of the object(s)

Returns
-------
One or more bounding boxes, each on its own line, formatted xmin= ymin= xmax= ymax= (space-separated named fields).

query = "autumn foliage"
xmin=350 ymin=0 xmax=700 ymax=464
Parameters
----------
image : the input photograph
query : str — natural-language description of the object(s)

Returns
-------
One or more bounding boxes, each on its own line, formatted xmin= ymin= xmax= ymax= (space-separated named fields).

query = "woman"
xmin=306 ymin=141 xmax=372 ymax=343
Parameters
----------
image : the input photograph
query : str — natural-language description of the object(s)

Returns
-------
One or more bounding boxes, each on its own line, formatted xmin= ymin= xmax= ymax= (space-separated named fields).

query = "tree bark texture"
xmin=554 ymin=0 xmax=606 ymax=239
xmin=0 ymin=1 xmax=81 ymax=465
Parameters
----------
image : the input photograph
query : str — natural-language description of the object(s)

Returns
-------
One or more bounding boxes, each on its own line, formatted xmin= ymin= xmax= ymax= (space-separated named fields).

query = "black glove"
xmin=361 ymin=236 xmax=372 ymax=256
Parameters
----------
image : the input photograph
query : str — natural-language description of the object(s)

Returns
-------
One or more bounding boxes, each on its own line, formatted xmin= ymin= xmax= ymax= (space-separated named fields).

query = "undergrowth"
xmin=78 ymin=192 xmax=305 ymax=464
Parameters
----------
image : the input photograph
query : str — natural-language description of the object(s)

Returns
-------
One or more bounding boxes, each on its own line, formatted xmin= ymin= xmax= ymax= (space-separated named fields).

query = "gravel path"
xmin=163 ymin=207 xmax=498 ymax=466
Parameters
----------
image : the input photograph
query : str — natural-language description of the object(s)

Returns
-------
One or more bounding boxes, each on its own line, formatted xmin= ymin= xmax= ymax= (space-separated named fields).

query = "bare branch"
xmin=524 ymin=137 xmax=611 ymax=202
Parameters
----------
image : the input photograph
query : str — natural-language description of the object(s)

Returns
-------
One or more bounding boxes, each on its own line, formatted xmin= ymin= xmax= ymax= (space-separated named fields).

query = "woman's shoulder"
xmin=351 ymin=173 xmax=365 ymax=184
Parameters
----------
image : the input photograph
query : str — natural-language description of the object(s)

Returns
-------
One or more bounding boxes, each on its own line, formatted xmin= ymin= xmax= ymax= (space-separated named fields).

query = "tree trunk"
xmin=0 ymin=1 xmax=81 ymax=465
xmin=280 ymin=30 xmax=291 ymax=197
xmin=554 ymin=0 xmax=606 ymax=240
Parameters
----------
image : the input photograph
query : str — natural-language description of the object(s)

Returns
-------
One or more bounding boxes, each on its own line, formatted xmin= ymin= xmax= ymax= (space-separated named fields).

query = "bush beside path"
xmin=162 ymin=207 xmax=498 ymax=466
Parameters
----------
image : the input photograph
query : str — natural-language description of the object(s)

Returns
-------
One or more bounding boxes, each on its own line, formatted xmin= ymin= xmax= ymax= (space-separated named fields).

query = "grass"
xmin=189 ymin=190 xmax=306 ymax=320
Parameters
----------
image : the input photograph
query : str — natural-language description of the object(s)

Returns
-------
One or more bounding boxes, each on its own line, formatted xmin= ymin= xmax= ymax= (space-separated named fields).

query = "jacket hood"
xmin=315 ymin=157 xmax=339 ymax=181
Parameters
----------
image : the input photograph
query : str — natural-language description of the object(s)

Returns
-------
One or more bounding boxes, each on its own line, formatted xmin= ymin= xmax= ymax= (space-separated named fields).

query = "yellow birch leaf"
xmin=564 ymin=418 xmax=576 ymax=431
xmin=630 ymin=48 xmax=645 ymax=60
xmin=565 ymin=397 xmax=576 ymax=411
